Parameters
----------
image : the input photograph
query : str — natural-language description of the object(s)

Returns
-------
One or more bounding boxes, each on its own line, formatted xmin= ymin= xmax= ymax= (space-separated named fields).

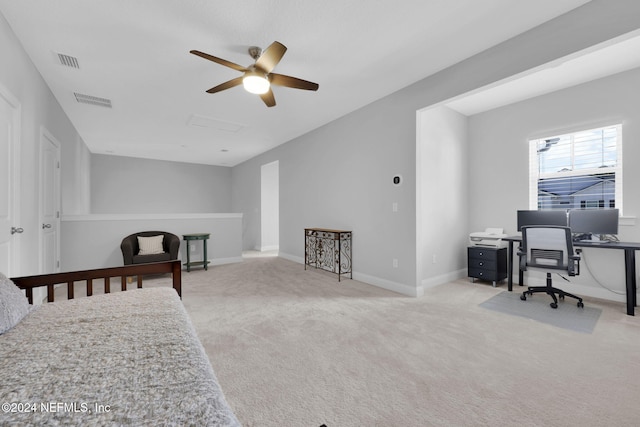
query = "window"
xmin=529 ymin=124 xmax=622 ymax=212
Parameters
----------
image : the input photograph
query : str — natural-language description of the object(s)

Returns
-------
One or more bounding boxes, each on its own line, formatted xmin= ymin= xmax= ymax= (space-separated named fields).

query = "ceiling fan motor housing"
xmin=248 ymin=46 xmax=262 ymax=61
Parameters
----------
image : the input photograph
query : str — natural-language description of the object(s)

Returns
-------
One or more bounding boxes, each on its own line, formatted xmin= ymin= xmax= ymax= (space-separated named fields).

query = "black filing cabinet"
xmin=467 ymin=246 xmax=507 ymax=287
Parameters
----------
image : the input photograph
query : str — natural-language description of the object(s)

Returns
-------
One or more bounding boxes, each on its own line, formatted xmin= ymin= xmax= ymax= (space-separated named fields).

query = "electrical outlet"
xmin=190 ymin=245 xmax=196 ymax=253
xmin=432 ymin=254 xmax=437 ymax=264
xmin=392 ymin=202 xmax=398 ymax=212
xmin=393 ymin=258 xmax=398 ymax=268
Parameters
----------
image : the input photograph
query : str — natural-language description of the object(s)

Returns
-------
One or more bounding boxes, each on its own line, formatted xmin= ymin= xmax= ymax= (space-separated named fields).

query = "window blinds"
xmin=529 ymin=124 xmax=622 ymax=212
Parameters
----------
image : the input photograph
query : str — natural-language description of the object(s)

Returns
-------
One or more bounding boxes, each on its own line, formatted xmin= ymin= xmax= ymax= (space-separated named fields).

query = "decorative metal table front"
xmin=304 ymin=228 xmax=352 ymax=281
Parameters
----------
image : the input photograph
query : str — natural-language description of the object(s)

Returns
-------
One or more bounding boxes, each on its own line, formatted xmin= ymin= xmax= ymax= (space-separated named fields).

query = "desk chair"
xmin=518 ymin=226 xmax=584 ymax=309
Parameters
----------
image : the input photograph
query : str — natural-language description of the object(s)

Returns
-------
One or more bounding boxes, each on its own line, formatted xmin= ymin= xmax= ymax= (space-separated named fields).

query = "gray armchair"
xmin=121 ymin=231 xmax=180 ymax=265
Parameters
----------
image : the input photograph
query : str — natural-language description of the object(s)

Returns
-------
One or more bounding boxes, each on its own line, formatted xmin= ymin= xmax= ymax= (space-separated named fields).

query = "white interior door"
xmin=40 ymin=129 xmax=61 ymax=274
xmin=0 ymin=87 xmax=20 ymax=276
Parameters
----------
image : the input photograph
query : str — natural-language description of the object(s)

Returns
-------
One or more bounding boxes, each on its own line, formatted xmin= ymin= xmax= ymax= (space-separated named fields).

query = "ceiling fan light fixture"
xmin=243 ymin=72 xmax=270 ymax=94
xmin=191 ymin=41 xmax=318 ymax=107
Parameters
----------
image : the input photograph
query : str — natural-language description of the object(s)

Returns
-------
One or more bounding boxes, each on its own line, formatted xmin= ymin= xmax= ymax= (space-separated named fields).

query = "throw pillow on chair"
xmin=137 ymin=235 xmax=165 ymax=255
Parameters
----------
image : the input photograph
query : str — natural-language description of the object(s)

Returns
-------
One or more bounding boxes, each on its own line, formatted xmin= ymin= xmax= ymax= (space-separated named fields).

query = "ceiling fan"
xmin=190 ymin=41 xmax=319 ymax=107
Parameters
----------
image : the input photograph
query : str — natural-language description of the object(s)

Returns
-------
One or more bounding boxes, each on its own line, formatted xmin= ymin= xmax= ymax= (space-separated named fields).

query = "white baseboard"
xmin=278 ymin=252 xmax=303 ymax=264
xmin=271 ymin=253 xmax=631 ymax=304
xmin=179 ymin=256 xmax=243 ymax=269
xmin=421 ymin=269 xmax=467 ymax=290
xmin=278 ymin=252 xmax=422 ymax=297
xmin=255 ymin=245 xmax=279 ymax=252
xmin=354 ymin=271 xmax=423 ymax=297
xmin=208 ymin=257 xmax=243 ymax=267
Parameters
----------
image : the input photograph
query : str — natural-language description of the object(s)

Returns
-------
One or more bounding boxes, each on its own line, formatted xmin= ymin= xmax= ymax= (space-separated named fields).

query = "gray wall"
xmin=232 ymin=0 xmax=640 ymax=296
xmin=91 ymin=154 xmax=232 ymax=213
xmin=61 ymin=214 xmax=242 ymax=271
xmin=232 ymin=100 xmax=418 ymax=295
xmin=467 ymin=67 xmax=640 ymax=301
xmin=0 ymin=12 xmax=89 ymax=276
xmin=63 ymin=135 xmax=91 ymax=215
xmin=417 ymin=106 xmax=469 ymax=290
xmin=4 ymin=0 xmax=640 ymax=295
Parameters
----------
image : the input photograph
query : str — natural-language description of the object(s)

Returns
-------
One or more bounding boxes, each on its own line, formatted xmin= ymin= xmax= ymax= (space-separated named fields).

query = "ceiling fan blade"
xmin=206 ymin=76 xmax=244 ymax=94
xmin=260 ymin=88 xmax=276 ymax=107
xmin=270 ymin=73 xmax=319 ymax=91
xmin=190 ymin=50 xmax=247 ymax=72
xmin=255 ymin=41 xmax=287 ymax=73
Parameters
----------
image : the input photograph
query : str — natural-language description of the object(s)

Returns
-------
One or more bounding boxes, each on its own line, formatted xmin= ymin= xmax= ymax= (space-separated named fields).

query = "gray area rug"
xmin=480 ymin=290 xmax=602 ymax=333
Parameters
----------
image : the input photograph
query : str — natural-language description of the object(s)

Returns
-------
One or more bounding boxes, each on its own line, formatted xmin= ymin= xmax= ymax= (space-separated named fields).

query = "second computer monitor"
xmin=517 ymin=210 xmax=568 ymax=231
xmin=568 ymin=208 xmax=619 ymax=235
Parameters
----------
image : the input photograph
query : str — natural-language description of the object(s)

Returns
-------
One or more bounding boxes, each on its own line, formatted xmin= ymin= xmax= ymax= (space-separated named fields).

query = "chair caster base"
xmin=520 ymin=284 xmax=585 ymax=309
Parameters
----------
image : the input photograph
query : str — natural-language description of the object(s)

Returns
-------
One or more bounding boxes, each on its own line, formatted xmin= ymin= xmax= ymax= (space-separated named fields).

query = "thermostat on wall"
xmin=393 ymin=175 xmax=403 ymax=186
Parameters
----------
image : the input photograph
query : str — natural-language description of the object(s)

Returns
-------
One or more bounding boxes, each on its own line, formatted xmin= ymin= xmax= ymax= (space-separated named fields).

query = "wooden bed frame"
xmin=11 ymin=260 xmax=182 ymax=304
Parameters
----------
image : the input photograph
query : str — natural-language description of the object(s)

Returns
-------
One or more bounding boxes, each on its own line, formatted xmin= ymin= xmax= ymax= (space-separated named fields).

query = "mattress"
xmin=0 ymin=287 xmax=240 ymax=426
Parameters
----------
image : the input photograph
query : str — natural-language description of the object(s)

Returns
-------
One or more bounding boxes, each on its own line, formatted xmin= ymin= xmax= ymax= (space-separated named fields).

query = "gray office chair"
xmin=518 ymin=226 xmax=584 ymax=309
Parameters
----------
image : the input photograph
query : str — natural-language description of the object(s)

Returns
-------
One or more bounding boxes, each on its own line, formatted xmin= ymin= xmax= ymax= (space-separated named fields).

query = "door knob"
xmin=11 ymin=227 xmax=24 ymax=234
xmin=42 ymin=223 xmax=52 ymax=229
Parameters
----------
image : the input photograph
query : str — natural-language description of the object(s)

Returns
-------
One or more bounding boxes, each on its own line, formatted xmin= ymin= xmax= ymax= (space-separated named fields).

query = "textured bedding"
xmin=0 ymin=287 xmax=240 ymax=426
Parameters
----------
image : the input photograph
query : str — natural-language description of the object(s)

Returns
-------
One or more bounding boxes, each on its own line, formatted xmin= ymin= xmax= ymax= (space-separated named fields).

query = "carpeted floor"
xmin=61 ymin=255 xmax=640 ymax=426
xmin=167 ymin=255 xmax=640 ymax=427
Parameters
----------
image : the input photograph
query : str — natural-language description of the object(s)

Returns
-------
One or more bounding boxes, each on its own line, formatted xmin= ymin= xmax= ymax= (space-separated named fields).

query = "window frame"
xmin=529 ymin=123 xmax=623 ymax=213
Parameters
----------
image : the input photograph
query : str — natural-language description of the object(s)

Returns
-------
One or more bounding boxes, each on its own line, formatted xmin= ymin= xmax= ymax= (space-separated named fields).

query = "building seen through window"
xmin=529 ymin=124 xmax=621 ymax=212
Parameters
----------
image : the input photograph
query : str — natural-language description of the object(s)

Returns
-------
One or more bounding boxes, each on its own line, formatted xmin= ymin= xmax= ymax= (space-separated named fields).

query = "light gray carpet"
xmin=179 ymin=256 xmax=640 ymax=427
xmin=480 ymin=290 xmax=602 ymax=333
xmin=55 ymin=255 xmax=640 ymax=426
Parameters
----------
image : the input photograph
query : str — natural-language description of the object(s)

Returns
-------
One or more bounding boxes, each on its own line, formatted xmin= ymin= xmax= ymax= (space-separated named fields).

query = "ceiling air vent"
xmin=57 ymin=53 xmax=79 ymax=69
xmin=74 ymin=93 xmax=112 ymax=108
xmin=187 ymin=114 xmax=244 ymax=132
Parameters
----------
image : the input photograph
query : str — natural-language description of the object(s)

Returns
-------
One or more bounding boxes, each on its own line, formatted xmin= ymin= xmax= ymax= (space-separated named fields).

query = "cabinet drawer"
xmin=468 ymin=247 xmax=498 ymax=261
xmin=468 ymin=268 xmax=499 ymax=281
xmin=467 ymin=246 xmax=508 ymax=285
xmin=468 ymin=258 xmax=496 ymax=270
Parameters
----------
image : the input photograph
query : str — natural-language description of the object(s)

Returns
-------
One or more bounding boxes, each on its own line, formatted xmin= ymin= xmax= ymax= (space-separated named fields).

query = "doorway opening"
xmin=260 ymin=160 xmax=279 ymax=252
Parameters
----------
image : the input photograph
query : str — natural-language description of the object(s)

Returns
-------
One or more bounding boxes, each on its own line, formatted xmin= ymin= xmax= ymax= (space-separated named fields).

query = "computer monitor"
xmin=517 ymin=210 xmax=568 ymax=231
xmin=568 ymin=208 xmax=619 ymax=236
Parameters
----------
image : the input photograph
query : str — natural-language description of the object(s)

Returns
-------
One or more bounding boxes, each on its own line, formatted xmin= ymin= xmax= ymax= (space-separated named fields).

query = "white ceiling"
xmin=0 ymin=0 xmax=598 ymax=166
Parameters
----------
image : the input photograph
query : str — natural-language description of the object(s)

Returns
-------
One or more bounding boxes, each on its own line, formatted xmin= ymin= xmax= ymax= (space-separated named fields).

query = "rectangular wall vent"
xmin=58 ymin=53 xmax=80 ymax=69
xmin=74 ymin=93 xmax=112 ymax=108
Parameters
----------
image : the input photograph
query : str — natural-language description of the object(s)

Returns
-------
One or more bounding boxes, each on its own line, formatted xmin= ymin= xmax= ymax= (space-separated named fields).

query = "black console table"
xmin=304 ymin=228 xmax=352 ymax=281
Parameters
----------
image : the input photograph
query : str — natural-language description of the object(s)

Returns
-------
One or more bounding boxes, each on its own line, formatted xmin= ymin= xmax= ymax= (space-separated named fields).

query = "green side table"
xmin=183 ymin=233 xmax=210 ymax=272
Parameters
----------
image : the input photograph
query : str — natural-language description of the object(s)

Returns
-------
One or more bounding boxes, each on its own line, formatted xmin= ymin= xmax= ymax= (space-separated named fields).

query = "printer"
xmin=469 ymin=227 xmax=508 ymax=248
